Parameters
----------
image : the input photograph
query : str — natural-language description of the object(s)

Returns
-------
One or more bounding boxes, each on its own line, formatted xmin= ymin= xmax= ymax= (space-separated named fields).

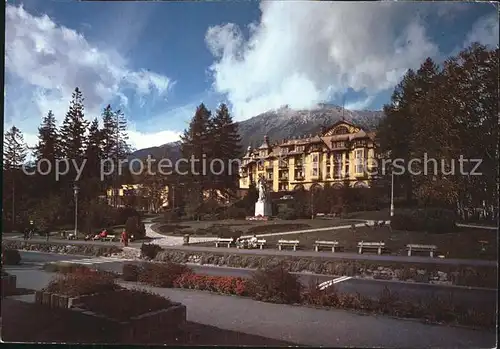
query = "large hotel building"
xmin=239 ymin=120 xmax=378 ymax=192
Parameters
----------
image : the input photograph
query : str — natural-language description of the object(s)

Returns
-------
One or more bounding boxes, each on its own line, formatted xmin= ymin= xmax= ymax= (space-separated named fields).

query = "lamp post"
xmin=73 ymin=183 xmax=79 ymax=237
xmin=390 ymin=171 xmax=394 ymax=217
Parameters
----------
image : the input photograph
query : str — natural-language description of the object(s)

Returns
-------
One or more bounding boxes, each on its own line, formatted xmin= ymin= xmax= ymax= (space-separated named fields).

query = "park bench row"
xmin=213 ymin=238 xmax=438 ymax=257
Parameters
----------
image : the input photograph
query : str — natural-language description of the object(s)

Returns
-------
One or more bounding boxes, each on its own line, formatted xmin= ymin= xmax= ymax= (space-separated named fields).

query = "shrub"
xmin=277 ymin=207 xmax=297 ymax=220
xmin=140 ymin=243 xmax=163 ymax=260
xmin=173 ymin=274 xmax=248 ymax=296
xmin=2 ymin=248 xmax=21 ymax=265
xmin=163 ymin=209 xmax=181 ymax=223
xmin=137 ymin=262 xmax=193 ymax=287
xmin=247 ymin=263 xmax=302 ymax=304
xmin=122 ymin=263 xmax=140 ymax=281
xmin=126 ymin=216 xmax=140 ymax=236
xmin=224 ymin=206 xmax=247 ymax=219
xmin=114 ymin=206 xmax=141 ymax=226
xmin=45 ymin=269 xmax=119 ymax=297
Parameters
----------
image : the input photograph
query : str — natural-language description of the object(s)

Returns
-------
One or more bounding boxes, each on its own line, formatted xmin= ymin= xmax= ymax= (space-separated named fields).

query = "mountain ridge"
xmin=130 ymin=105 xmax=384 ymax=162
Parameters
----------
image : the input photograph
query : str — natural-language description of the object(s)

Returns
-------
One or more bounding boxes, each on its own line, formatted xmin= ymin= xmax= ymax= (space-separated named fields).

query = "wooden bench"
xmin=101 ymin=235 xmax=117 ymax=242
xmin=313 ymin=240 xmax=340 ymax=252
xmin=407 ymin=244 xmax=437 ymax=257
xmin=357 ymin=241 xmax=385 ymax=255
xmin=277 ymin=240 xmax=300 ymax=251
xmin=215 ymin=238 xmax=233 ymax=248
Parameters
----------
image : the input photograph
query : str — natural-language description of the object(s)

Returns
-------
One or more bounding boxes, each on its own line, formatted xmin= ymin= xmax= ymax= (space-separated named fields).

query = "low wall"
xmin=3 ymin=240 xmax=122 ymax=257
xmin=154 ymin=250 xmax=498 ymax=288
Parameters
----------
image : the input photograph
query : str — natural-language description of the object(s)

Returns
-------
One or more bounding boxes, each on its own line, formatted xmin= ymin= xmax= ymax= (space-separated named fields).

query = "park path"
xmin=145 ymin=218 xmax=388 ymax=247
xmin=4 ymin=268 xmax=495 ymax=348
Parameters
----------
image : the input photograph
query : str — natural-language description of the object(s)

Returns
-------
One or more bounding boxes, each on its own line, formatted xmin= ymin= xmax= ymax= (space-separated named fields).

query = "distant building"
xmin=106 ymin=184 xmax=169 ymax=212
xmin=239 ymin=120 xmax=378 ymax=192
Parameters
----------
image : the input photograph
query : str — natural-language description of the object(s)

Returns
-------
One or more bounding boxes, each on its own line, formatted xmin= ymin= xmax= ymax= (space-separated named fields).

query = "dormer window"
xmin=333 ymin=126 xmax=348 ymax=135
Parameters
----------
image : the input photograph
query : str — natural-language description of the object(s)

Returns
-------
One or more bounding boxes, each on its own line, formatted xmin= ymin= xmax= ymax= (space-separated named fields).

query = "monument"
xmin=255 ymin=177 xmax=272 ymax=217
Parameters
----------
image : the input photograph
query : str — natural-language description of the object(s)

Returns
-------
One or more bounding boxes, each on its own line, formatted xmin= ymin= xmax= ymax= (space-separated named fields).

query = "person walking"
xmin=121 ymin=230 xmax=129 ymax=247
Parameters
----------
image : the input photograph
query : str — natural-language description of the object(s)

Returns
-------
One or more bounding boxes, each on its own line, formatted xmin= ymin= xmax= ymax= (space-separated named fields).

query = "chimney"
xmin=264 ymin=135 xmax=269 ymax=143
xmin=320 ymin=125 xmax=326 ymax=134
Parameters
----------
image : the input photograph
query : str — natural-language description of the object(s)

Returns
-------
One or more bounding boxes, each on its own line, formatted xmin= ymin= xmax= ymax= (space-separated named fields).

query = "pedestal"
xmin=255 ymin=200 xmax=272 ymax=217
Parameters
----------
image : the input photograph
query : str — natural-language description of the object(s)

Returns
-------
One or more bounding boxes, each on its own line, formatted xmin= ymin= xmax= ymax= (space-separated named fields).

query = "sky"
xmin=4 ymin=1 xmax=499 ymax=151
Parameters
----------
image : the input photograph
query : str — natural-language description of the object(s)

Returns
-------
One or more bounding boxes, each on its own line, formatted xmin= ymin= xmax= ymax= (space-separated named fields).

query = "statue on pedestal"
xmin=255 ymin=176 xmax=272 ymax=217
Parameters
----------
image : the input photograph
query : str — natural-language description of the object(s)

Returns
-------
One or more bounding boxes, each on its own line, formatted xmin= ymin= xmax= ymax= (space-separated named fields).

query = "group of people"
xmin=236 ymin=235 xmax=258 ymax=249
xmin=83 ymin=229 xmax=130 ymax=246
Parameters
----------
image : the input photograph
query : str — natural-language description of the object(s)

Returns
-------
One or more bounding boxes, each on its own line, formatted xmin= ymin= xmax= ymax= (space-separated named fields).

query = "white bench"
xmin=357 ymin=241 xmax=385 ymax=255
xmin=215 ymin=238 xmax=233 ymax=248
xmin=407 ymin=244 xmax=437 ymax=257
xmin=277 ymin=240 xmax=300 ymax=251
xmin=313 ymin=240 xmax=340 ymax=252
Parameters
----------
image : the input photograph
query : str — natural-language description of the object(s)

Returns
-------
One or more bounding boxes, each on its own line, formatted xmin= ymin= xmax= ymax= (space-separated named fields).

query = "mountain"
xmin=128 ymin=105 xmax=384 ymax=166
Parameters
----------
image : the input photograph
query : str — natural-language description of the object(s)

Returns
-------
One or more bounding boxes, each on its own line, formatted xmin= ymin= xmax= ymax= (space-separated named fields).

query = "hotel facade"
xmin=239 ymin=121 xmax=378 ymax=192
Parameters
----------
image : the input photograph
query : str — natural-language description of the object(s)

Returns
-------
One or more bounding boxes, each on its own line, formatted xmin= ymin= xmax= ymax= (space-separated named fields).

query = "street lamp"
xmin=73 ymin=183 xmax=79 ymax=237
xmin=390 ymin=171 xmax=394 ymax=217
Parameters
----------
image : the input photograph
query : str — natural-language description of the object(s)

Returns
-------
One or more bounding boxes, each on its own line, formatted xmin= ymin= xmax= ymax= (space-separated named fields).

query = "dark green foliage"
xmin=248 ymin=263 xmax=303 ymax=304
xmin=391 ymin=208 xmax=457 ymax=233
xmin=140 ymin=243 xmax=163 ymax=260
xmin=2 ymin=248 xmax=21 ymax=265
xmin=377 ymin=45 xmax=498 ymax=214
xmin=277 ymin=207 xmax=297 ymax=220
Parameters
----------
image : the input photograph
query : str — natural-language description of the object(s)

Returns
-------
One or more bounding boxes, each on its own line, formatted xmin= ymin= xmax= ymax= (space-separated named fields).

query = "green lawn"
xmin=252 ymin=225 xmax=498 ymax=260
xmin=152 ymin=218 xmax=364 ymax=237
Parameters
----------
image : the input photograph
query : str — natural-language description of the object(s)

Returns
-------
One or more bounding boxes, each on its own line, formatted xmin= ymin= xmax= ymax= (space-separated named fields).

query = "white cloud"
xmin=345 ymin=96 xmax=376 ymax=111
xmin=464 ymin=13 xmax=499 ymax=48
xmin=127 ymin=130 xmax=182 ymax=150
xmin=206 ymin=2 xmax=466 ymax=120
xmin=4 ymin=4 xmax=174 ymax=146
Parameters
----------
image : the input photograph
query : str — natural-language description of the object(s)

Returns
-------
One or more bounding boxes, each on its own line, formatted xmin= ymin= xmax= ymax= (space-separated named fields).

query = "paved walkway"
xmin=120 ymin=282 xmax=495 ymax=348
xmin=4 ymin=268 xmax=495 ymax=347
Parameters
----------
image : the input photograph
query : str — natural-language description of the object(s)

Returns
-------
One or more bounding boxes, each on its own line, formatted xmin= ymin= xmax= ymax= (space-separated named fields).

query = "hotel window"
xmin=279 ymin=183 xmax=288 ymax=191
xmin=267 ymin=172 xmax=273 ymax=180
xmin=280 ymin=147 xmax=289 ymax=154
xmin=258 ymin=161 xmax=264 ymax=171
xmin=296 ymin=145 xmax=305 ymax=152
xmin=259 ymin=150 xmax=266 ymax=157
xmin=355 ymin=149 xmax=364 ymax=173
xmin=311 ymin=153 xmax=319 ymax=176
xmin=334 ymin=153 xmax=342 ymax=178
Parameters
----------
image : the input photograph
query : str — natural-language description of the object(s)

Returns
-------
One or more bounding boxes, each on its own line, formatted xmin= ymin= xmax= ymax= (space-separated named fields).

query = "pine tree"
xmin=3 ymin=125 xmax=28 ymax=226
xmin=100 ymin=105 xmax=132 ymax=207
xmin=180 ymin=103 xmax=212 ymax=203
xmin=33 ymin=110 xmax=61 ymax=193
xmin=60 ymin=87 xmax=89 ymax=174
xmin=210 ymin=103 xmax=242 ymax=196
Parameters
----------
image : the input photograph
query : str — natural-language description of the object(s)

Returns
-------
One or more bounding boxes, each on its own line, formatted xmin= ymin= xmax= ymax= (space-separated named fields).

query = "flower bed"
xmin=44 ymin=268 xmax=120 ymax=297
xmin=173 ymin=273 xmax=248 ymax=296
xmin=76 ymin=289 xmax=174 ymax=320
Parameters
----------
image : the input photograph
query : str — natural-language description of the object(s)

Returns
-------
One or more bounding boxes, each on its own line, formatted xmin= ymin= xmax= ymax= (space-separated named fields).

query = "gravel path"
xmin=145 ymin=223 xmax=218 ymax=246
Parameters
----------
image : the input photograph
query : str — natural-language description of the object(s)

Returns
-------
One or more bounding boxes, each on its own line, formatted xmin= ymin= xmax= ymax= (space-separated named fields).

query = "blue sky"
xmin=4 ymin=1 xmax=498 ymax=150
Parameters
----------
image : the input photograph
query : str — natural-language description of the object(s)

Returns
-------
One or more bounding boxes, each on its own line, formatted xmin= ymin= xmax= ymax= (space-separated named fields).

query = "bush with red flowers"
xmin=132 ymin=261 xmax=193 ymax=287
xmin=172 ymin=273 xmax=249 ymax=296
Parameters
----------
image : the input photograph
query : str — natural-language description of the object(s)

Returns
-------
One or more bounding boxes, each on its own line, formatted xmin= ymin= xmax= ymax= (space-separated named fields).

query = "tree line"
xmin=3 ymin=87 xmax=133 ymax=231
xmin=377 ymin=43 xmax=498 ymax=220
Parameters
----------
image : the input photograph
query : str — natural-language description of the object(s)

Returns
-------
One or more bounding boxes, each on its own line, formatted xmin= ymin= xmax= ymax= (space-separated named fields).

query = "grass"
xmin=153 ymin=218 xmax=361 ymax=237
xmin=255 ymin=225 xmax=498 ymax=260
